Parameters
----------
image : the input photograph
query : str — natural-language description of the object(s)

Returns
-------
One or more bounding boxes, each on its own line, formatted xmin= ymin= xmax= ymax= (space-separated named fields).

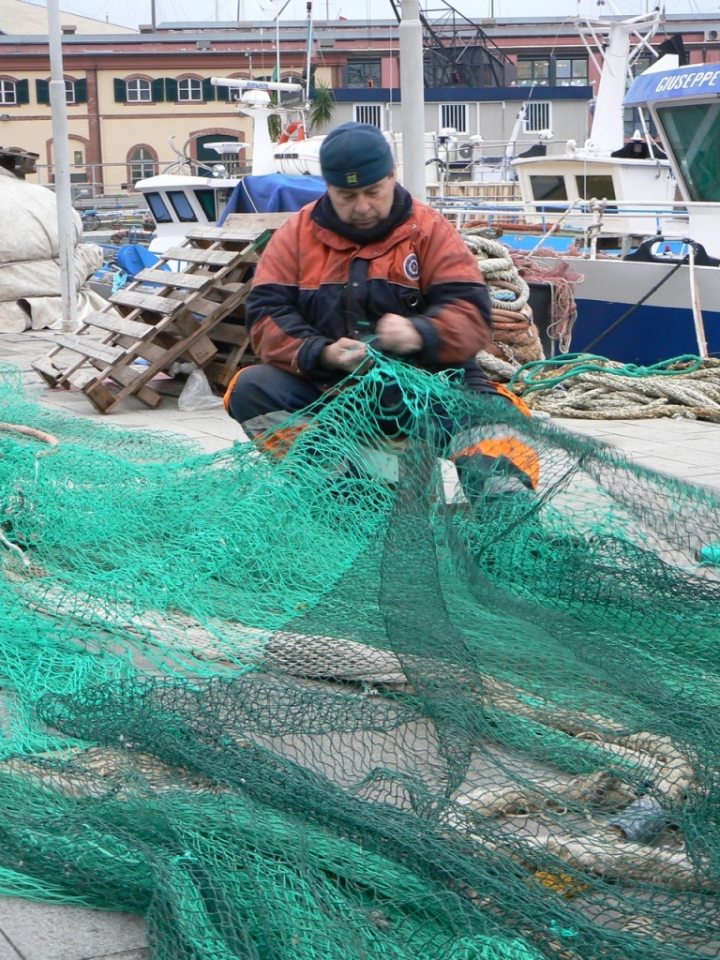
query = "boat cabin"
xmin=134 ymin=174 xmax=237 ymax=250
xmin=625 ymin=60 xmax=720 ymax=259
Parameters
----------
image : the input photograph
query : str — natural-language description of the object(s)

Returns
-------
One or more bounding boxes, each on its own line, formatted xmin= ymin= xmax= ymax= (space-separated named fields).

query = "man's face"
xmin=326 ymin=171 xmax=396 ymax=229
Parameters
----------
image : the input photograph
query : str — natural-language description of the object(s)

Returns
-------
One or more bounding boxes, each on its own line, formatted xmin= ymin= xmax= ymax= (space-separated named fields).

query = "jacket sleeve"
xmin=244 ymin=217 xmax=331 ymax=378
xmin=410 ymin=212 xmax=492 ymax=365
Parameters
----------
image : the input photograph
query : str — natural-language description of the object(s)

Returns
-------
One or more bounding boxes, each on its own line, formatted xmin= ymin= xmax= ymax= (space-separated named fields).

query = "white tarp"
xmin=0 ymin=166 xmax=109 ymax=333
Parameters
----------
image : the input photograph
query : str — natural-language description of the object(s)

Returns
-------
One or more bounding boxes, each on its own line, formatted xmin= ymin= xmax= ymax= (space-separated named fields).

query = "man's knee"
xmin=224 ymin=365 xmax=270 ymax=425
xmin=224 ymin=364 xmax=323 ymax=435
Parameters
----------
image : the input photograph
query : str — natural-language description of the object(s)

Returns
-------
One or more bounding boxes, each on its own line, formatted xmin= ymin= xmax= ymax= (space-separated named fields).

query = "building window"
xmin=517 ymin=58 xmax=550 ymax=86
xmin=64 ymin=79 xmax=75 ymax=104
xmin=517 ymin=57 xmax=587 ymax=87
xmin=524 ymin=101 xmax=552 ymax=133
xmin=347 ymin=60 xmax=381 ymax=88
xmin=440 ymin=103 xmax=468 ymax=134
xmin=0 ymin=80 xmax=16 ymax=104
xmin=129 ymin=145 xmax=156 ymax=184
xmin=127 ymin=78 xmax=152 ymax=102
xmin=555 ymin=58 xmax=588 ymax=86
xmin=178 ymin=78 xmax=203 ymax=102
xmin=354 ymin=104 xmax=383 ymax=128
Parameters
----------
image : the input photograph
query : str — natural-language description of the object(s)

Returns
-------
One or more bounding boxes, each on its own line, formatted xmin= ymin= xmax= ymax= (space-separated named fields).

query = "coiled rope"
xmin=508 ymin=353 xmax=720 ymax=421
xmin=460 ymin=230 xmax=543 ymax=364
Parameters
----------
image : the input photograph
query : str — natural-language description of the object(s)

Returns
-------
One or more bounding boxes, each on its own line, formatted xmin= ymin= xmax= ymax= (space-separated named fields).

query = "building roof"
xmin=0 ymin=0 xmax=135 ymax=35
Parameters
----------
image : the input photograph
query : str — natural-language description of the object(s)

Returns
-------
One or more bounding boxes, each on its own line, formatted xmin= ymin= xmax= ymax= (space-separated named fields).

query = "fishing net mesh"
xmin=0 ymin=356 xmax=719 ymax=960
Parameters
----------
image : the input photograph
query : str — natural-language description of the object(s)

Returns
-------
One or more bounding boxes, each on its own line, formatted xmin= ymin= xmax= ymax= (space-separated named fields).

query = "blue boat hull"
xmin=571 ymin=298 xmax=720 ymax=364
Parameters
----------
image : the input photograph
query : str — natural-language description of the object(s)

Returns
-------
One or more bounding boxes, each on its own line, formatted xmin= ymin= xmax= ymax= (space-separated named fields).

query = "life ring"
xmin=278 ymin=121 xmax=306 ymax=144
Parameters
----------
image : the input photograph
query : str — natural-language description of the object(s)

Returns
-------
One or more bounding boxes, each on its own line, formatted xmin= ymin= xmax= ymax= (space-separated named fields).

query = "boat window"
xmin=530 ymin=175 xmax=568 ymax=202
xmin=657 ymin=102 xmax=720 ymax=202
xmin=166 ymin=191 xmax=198 ymax=222
xmin=575 ymin=175 xmax=616 ymax=201
xmin=144 ymin=192 xmax=172 ymax=223
xmin=194 ymin=189 xmax=217 ymax=221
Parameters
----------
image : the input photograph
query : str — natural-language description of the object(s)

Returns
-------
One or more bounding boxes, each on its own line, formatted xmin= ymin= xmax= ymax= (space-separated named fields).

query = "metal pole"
xmin=47 ymin=0 xmax=77 ymax=333
xmin=305 ymin=2 xmax=313 ymax=101
xmin=399 ymin=0 xmax=426 ymax=200
xmin=151 ymin=0 xmax=156 ymax=30
xmin=275 ymin=0 xmax=292 ymax=80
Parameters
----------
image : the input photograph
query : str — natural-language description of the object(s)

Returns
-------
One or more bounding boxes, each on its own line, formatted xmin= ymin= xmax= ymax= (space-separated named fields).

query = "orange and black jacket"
xmin=245 ymin=186 xmax=493 ymax=382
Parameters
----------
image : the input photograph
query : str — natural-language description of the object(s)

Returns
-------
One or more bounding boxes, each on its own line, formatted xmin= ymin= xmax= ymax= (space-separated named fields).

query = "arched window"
xmin=127 ymin=78 xmax=152 ymax=102
xmin=128 ymin=145 xmax=157 ymax=185
xmin=64 ymin=79 xmax=75 ymax=104
xmin=178 ymin=78 xmax=203 ymax=102
xmin=0 ymin=80 xmax=16 ymax=104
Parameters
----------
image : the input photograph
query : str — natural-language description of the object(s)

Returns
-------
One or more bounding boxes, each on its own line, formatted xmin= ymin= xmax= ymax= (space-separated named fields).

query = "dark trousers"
xmin=226 ymin=363 xmax=537 ymax=495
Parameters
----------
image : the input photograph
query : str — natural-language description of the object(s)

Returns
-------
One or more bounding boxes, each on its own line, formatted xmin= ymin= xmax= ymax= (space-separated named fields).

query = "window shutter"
xmin=15 ymin=79 xmax=29 ymax=104
xmin=151 ymin=78 xmax=165 ymax=102
xmin=164 ymin=77 xmax=178 ymax=102
xmin=74 ymin=78 xmax=88 ymax=104
xmin=202 ymin=78 xmax=216 ymax=101
xmin=113 ymin=78 xmax=127 ymax=102
xmin=215 ymin=83 xmax=230 ymax=101
xmin=36 ymin=78 xmax=50 ymax=105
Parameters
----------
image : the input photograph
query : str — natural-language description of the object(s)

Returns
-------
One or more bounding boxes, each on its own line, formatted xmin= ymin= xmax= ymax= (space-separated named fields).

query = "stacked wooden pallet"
xmin=33 ymin=213 xmax=290 ymax=414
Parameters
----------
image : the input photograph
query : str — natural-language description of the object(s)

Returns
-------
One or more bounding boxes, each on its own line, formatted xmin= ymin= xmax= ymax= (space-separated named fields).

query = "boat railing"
xmin=434 ymin=198 xmax=695 ymax=256
xmin=437 ymin=197 xmax=690 ymax=226
xmin=27 ymin=160 xmax=204 ymax=200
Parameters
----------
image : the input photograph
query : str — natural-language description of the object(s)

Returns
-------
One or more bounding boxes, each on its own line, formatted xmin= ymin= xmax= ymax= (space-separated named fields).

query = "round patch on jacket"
xmin=403 ymin=253 xmax=419 ymax=281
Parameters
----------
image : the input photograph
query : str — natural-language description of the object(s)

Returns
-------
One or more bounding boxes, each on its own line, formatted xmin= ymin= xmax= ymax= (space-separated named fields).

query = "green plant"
xmin=308 ymin=81 xmax=335 ymax=132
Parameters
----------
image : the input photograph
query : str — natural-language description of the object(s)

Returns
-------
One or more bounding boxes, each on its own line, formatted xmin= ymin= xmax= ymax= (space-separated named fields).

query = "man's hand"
xmin=376 ymin=314 xmax=423 ymax=355
xmin=320 ymin=337 xmax=369 ymax=373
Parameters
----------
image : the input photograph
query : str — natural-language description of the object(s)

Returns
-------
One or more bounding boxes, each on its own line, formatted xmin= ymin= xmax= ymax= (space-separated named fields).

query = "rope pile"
xmin=509 ymin=248 xmax=583 ymax=354
xmin=510 ymin=353 xmax=720 ymax=421
xmin=461 ymin=231 xmax=545 ymax=364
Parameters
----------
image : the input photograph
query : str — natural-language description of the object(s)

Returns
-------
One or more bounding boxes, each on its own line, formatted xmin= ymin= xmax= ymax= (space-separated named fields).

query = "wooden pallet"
xmin=33 ymin=213 xmax=290 ymax=413
xmin=201 ymin=214 xmax=291 ymax=391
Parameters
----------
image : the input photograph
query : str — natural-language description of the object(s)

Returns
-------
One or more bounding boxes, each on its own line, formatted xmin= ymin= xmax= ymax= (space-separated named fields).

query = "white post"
xmin=399 ymin=0 xmax=426 ymax=201
xmin=47 ymin=0 xmax=77 ymax=333
xmin=305 ymin=2 xmax=313 ymax=102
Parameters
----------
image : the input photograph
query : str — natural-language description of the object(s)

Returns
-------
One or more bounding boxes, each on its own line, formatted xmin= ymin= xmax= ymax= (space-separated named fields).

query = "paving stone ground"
xmin=1 ymin=329 xmax=718 ymax=959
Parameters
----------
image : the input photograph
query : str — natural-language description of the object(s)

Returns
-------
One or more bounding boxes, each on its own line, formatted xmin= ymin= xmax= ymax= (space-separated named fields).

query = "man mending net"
xmin=225 ymin=120 xmax=538 ymax=499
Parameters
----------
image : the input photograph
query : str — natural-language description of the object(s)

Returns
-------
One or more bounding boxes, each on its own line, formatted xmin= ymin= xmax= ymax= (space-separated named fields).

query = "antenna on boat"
xmin=575 ymin=5 xmax=662 ymax=153
xmin=210 ymin=77 xmax=303 ymax=175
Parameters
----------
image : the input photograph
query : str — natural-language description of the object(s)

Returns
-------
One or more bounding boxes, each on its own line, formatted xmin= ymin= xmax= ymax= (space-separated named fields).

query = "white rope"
xmin=520 ymin=358 xmax=720 ymax=421
xmin=461 ymin=233 xmax=531 ymax=312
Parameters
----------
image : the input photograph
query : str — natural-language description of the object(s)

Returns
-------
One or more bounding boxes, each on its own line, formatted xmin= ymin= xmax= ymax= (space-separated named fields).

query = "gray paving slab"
xmin=0 ymin=930 xmax=22 ymax=959
xmin=0 ymin=899 xmax=147 ymax=960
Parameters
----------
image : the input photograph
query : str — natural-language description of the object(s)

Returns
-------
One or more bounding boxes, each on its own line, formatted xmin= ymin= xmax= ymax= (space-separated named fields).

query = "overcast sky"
xmin=39 ymin=0 xmax=720 ymax=31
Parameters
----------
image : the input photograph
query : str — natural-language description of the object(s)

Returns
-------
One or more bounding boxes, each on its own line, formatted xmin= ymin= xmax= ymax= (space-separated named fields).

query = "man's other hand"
xmin=376 ymin=314 xmax=423 ymax=355
xmin=320 ymin=338 xmax=369 ymax=372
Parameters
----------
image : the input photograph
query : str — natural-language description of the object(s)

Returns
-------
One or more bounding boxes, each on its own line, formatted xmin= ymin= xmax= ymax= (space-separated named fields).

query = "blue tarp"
xmin=218 ymin=174 xmax=326 ymax=223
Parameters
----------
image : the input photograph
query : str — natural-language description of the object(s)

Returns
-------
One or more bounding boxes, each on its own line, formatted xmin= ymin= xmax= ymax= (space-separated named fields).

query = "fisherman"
xmin=225 ymin=121 xmax=538 ymax=496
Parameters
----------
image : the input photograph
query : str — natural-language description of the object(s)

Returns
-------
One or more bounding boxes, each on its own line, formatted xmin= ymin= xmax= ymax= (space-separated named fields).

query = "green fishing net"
xmin=0 ymin=355 xmax=719 ymax=960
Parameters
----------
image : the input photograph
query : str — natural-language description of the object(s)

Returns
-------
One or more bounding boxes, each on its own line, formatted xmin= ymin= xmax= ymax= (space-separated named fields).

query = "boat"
xmin=533 ymin=57 xmax=720 ymax=364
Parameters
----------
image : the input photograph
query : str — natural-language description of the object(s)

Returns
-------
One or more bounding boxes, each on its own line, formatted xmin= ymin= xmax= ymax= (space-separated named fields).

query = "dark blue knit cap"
xmin=319 ymin=122 xmax=394 ymax=189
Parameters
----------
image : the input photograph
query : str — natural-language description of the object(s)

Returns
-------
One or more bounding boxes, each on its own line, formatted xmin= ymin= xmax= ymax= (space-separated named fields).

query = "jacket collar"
xmin=308 ymin=191 xmax=420 ymax=257
xmin=310 ymin=215 xmax=419 ymax=256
